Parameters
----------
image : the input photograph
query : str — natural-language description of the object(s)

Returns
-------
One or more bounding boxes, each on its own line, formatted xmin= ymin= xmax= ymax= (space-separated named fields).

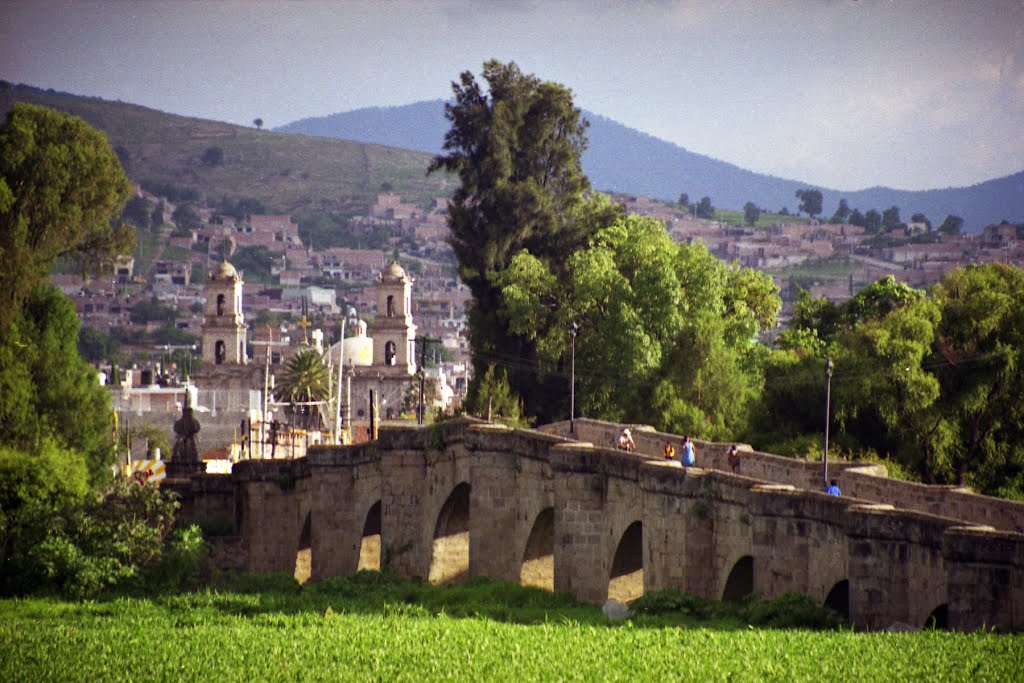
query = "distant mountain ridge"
xmin=277 ymin=100 xmax=1024 ymax=233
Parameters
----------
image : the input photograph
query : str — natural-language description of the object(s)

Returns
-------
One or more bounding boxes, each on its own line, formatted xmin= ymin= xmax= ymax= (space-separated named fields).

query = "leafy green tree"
xmin=232 ymin=245 xmax=275 ymax=282
xmin=743 ymin=202 xmax=761 ymax=226
xmin=930 ymin=264 xmax=1024 ymax=494
xmin=427 ymin=60 xmax=615 ymax=421
xmin=462 ymin=364 xmax=524 ymax=424
xmin=848 ymin=208 xmax=865 ymax=227
xmin=677 ymin=193 xmax=689 ymax=209
xmin=275 ymin=349 xmax=330 ymax=429
xmin=910 ymin=213 xmax=931 ymax=231
xmin=695 ymin=196 xmax=714 ymax=219
xmin=151 ymin=200 xmax=166 ymax=228
xmin=882 ymin=206 xmax=902 ymax=232
xmin=495 ymin=213 xmax=779 ymax=438
xmin=122 ymin=195 xmax=152 ymax=231
xmin=0 ymin=285 xmax=116 ymax=486
xmin=830 ymin=199 xmax=850 ymax=224
xmin=171 ymin=203 xmax=202 ymax=231
xmin=864 ymin=209 xmax=882 ymax=234
xmin=253 ymin=118 xmax=263 ymax=130
xmin=129 ymin=297 xmax=178 ymax=325
xmin=937 ymin=214 xmax=964 ymax=236
xmin=795 ymin=189 xmax=823 ymax=219
xmin=78 ymin=326 xmax=121 ymax=364
xmin=0 ymin=103 xmax=133 ymax=327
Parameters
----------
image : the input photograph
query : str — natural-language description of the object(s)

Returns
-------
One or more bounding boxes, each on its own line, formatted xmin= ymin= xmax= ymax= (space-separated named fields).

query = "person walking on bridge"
xmin=680 ymin=436 xmax=696 ymax=466
xmin=618 ymin=428 xmax=635 ymax=452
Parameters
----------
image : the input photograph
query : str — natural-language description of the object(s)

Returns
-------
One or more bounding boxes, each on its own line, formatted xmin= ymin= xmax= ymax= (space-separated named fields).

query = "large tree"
xmin=795 ymin=189 xmax=823 ymax=219
xmin=428 ymin=60 xmax=616 ymax=420
xmin=495 ymin=213 xmax=780 ymax=438
xmin=0 ymin=103 xmax=133 ymax=328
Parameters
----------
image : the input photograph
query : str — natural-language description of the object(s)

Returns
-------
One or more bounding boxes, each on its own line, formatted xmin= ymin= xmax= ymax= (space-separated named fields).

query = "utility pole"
xmin=823 ymin=358 xmax=834 ymax=489
xmin=570 ymin=322 xmax=578 ymax=435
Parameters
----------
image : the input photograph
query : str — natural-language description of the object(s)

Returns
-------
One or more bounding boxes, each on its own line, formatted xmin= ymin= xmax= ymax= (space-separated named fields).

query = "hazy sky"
xmin=2 ymin=0 xmax=1023 ymax=191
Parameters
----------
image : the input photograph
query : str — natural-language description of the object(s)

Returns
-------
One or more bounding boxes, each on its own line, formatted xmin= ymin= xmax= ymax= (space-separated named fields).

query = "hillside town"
xmin=55 ymin=186 xmax=1024 ymax=464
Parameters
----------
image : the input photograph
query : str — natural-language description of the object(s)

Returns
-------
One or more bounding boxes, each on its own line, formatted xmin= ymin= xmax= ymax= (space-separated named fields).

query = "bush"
xmin=744 ymin=591 xmax=848 ymax=630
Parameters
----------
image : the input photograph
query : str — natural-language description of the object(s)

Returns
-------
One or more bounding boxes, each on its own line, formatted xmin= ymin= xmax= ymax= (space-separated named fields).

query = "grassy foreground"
xmin=1 ymin=574 xmax=1020 ymax=682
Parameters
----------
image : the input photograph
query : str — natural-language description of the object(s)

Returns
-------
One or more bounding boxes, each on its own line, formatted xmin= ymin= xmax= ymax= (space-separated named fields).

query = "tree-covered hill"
xmin=0 ymin=82 xmax=454 ymax=214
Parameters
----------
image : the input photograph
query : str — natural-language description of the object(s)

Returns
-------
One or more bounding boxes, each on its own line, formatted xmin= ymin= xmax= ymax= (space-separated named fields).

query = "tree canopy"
xmin=0 ymin=103 xmax=133 ymax=328
xmin=795 ymin=189 xmax=823 ymax=219
xmin=428 ymin=60 xmax=619 ymax=420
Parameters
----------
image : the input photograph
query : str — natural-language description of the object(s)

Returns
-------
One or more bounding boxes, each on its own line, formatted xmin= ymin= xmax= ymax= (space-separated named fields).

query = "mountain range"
xmin=277 ymin=100 xmax=1024 ymax=234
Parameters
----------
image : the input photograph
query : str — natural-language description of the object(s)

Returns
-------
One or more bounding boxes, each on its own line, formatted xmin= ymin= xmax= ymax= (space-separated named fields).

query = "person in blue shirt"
xmin=826 ymin=479 xmax=841 ymax=496
xmin=680 ymin=436 xmax=696 ymax=466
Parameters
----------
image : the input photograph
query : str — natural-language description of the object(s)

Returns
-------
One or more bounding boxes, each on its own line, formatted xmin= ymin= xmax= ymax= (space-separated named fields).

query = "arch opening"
xmin=429 ymin=482 xmax=470 ymax=584
xmin=216 ymin=293 xmax=225 ymax=316
xmin=520 ymin=507 xmax=554 ymax=591
xmin=925 ymin=604 xmax=949 ymax=630
xmin=722 ymin=555 xmax=753 ymax=603
xmin=358 ymin=501 xmax=382 ymax=572
xmin=294 ymin=512 xmax=312 ymax=584
xmin=824 ymin=579 xmax=850 ymax=618
xmin=608 ymin=521 xmax=643 ymax=603
xmin=215 ymin=340 xmax=226 ymax=365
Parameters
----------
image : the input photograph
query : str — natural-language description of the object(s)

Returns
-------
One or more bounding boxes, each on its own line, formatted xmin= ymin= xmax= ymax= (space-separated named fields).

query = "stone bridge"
xmin=173 ymin=417 xmax=1024 ymax=632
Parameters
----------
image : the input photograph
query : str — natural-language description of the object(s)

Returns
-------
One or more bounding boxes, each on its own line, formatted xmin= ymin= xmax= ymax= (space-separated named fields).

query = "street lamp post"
xmin=569 ymin=322 xmax=578 ymax=435
xmin=823 ymin=358 xmax=834 ymax=489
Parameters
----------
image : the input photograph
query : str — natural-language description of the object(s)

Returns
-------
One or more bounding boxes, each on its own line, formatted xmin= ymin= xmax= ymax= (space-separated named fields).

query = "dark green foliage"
xmin=231 ymin=245 xmax=275 ymax=282
xmin=462 ymin=364 xmax=524 ymax=424
xmin=429 ymin=60 xmax=604 ymax=422
xmin=201 ymin=146 xmax=224 ymax=167
xmin=171 ymin=203 xmax=201 ymax=231
xmin=0 ymin=285 xmax=115 ymax=487
xmin=743 ymin=201 xmax=761 ymax=226
xmin=744 ymin=592 xmax=848 ymax=630
xmin=756 ymin=264 xmax=1024 ymax=499
xmin=632 ymin=589 xmax=848 ymax=630
xmin=0 ymin=103 xmax=134 ymax=327
xmin=139 ymin=180 xmax=200 ymax=204
xmin=795 ymin=189 xmax=822 ymax=218
xmin=129 ymin=297 xmax=178 ymax=325
xmin=830 ymin=198 xmax=850 ymax=224
xmin=122 ymin=194 xmax=152 ymax=230
xmin=1 ymin=477 xmax=182 ymax=598
xmin=695 ymin=195 xmax=714 ymax=218
xmin=216 ymin=196 xmax=266 ymax=221
xmin=78 ymin=325 xmax=122 ymax=364
xmin=938 ymin=214 xmax=964 ymax=236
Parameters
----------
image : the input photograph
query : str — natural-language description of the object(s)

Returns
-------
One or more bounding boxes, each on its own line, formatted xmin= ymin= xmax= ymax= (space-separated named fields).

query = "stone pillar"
xmin=641 ymin=462 xmax=717 ymax=598
xmin=551 ymin=443 xmax=611 ymax=603
xmin=466 ymin=424 xmax=520 ymax=583
xmin=750 ymin=484 xmax=807 ymax=599
xmin=944 ymin=525 xmax=1024 ymax=632
xmin=233 ymin=461 xmax=301 ymax=573
xmin=306 ymin=447 xmax=380 ymax=581
xmin=378 ymin=432 xmax=431 ymax=580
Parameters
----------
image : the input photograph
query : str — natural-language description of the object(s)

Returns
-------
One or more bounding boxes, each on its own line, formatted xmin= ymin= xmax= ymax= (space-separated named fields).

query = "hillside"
xmin=278 ymin=100 xmax=1024 ymax=233
xmin=0 ymin=82 xmax=454 ymax=214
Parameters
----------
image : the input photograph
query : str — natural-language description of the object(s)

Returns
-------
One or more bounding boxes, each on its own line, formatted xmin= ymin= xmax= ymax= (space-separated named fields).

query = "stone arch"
xmin=215 ymin=340 xmax=226 ymax=364
xmin=384 ymin=340 xmax=396 ymax=366
xmin=824 ymin=579 xmax=850 ymax=618
xmin=925 ymin=604 xmax=949 ymax=630
xmin=722 ymin=555 xmax=753 ymax=603
xmin=358 ymin=500 xmax=382 ymax=571
xmin=608 ymin=521 xmax=643 ymax=603
xmin=217 ymin=293 xmax=225 ymax=316
xmin=294 ymin=511 xmax=312 ymax=584
xmin=429 ymin=482 xmax=470 ymax=584
xmin=520 ymin=507 xmax=554 ymax=591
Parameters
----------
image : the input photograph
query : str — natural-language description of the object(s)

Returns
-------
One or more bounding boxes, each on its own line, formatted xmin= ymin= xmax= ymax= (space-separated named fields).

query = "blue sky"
xmin=2 ymin=0 xmax=1022 ymax=191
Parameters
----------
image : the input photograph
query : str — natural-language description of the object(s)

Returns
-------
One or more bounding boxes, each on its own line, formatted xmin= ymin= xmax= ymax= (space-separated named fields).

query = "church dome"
xmin=382 ymin=261 xmax=409 ymax=283
xmin=211 ymin=259 xmax=240 ymax=282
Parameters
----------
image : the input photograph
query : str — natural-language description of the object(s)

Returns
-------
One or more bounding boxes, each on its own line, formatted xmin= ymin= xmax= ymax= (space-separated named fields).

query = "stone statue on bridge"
xmin=171 ymin=390 xmax=201 ymax=463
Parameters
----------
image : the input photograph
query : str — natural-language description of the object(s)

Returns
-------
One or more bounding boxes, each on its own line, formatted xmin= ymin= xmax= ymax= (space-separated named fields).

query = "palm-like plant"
xmin=274 ymin=349 xmax=330 ymax=430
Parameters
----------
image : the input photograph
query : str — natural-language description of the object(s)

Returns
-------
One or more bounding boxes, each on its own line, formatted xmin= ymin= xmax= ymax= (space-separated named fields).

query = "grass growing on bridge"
xmin=1 ymin=573 xmax=1019 ymax=682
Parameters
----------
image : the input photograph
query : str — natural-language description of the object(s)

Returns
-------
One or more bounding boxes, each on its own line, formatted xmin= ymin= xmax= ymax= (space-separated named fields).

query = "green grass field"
xmin=1 ymin=575 xmax=1020 ymax=682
